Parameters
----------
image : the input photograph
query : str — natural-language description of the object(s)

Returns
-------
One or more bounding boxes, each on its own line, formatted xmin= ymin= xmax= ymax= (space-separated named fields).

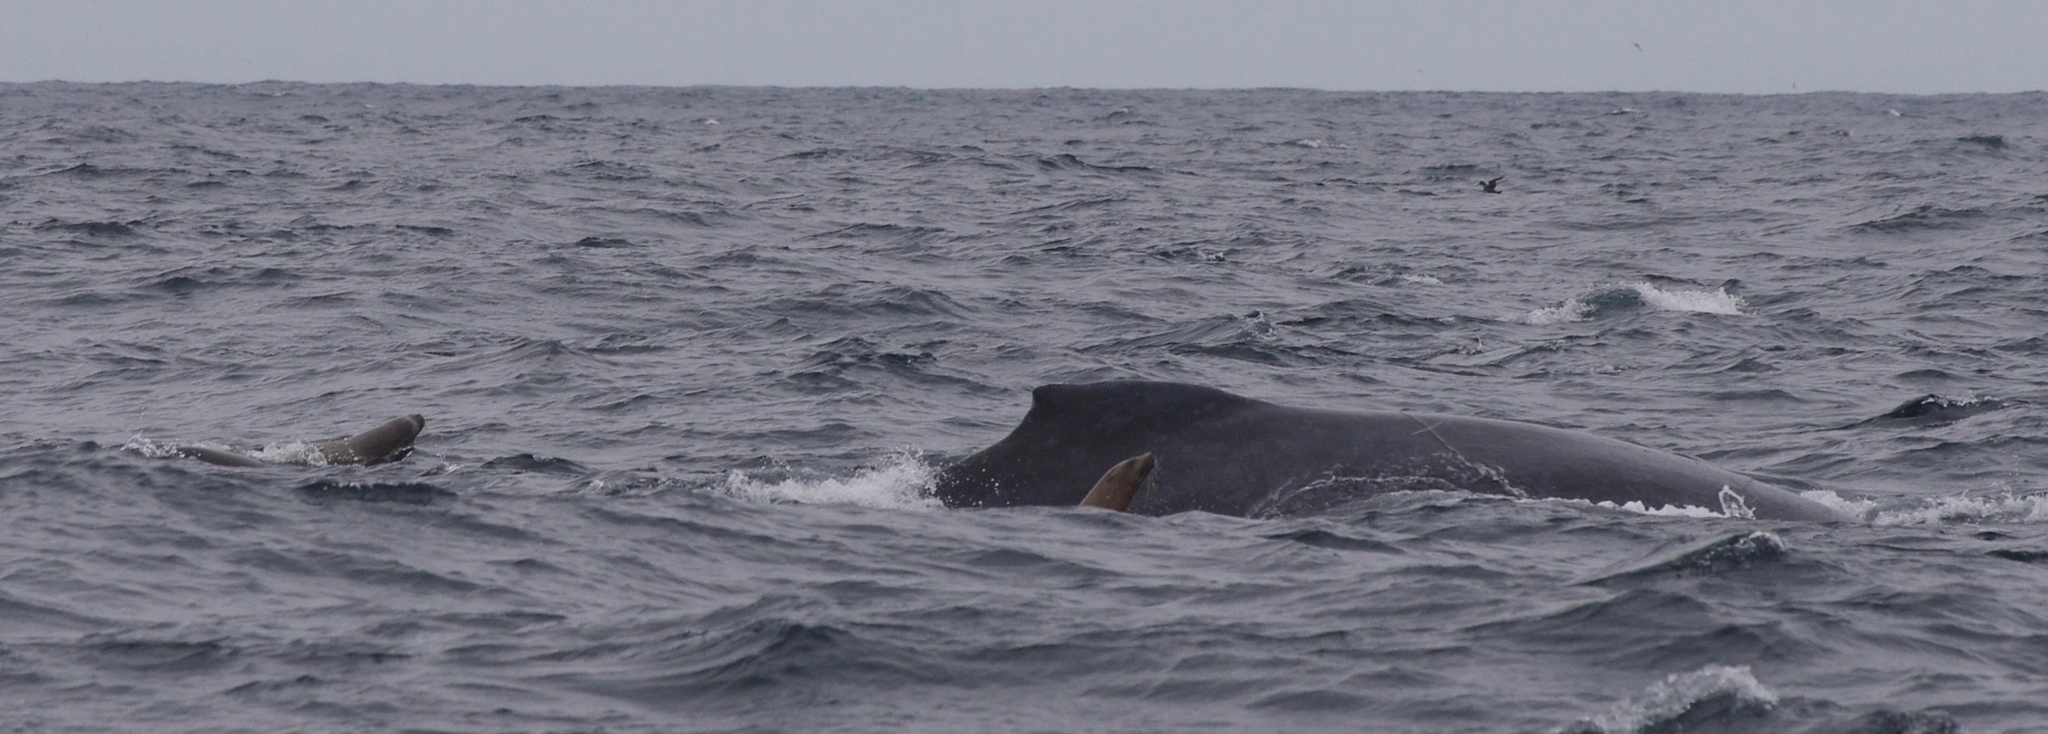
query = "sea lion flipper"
xmin=1079 ymin=452 xmax=1157 ymax=512
xmin=315 ymin=414 xmax=427 ymax=465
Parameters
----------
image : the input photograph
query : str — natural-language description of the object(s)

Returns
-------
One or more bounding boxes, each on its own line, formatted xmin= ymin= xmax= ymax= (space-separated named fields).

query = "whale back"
xmin=933 ymin=381 xmax=1851 ymax=521
xmin=316 ymin=414 xmax=426 ymax=466
xmin=932 ymin=382 xmax=1258 ymax=508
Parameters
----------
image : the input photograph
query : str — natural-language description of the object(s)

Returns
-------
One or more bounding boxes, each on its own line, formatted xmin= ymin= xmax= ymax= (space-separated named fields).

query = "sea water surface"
xmin=2 ymin=83 xmax=2047 ymax=733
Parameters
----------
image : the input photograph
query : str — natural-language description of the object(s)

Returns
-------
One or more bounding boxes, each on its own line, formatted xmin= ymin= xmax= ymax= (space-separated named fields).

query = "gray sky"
xmin=2 ymin=0 xmax=2042 ymax=93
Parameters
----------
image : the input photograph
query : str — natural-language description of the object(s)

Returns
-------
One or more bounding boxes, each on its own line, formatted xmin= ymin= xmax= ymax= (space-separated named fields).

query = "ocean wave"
xmin=293 ymin=479 xmax=454 ymax=505
xmin=1583 ymin=532 xmax=1790 ymax=583
xmin=1855 ymin=394 xmax=2007 ymax=427
xmin=1562 ymin=665 xmax=1778 ymax=734
xmin=1846 ymin=204 xmax=1986 ymax=233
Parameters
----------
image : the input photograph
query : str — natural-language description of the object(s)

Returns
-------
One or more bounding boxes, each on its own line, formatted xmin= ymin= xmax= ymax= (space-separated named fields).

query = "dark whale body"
xmin=172 ymin=415 xmax=426 ymax=468
xmin=933 ymin=382 xmax=1848 ymax=522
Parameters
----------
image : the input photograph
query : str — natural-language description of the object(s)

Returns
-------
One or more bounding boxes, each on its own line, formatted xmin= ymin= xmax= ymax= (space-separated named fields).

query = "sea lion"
xmin=1079 ymin=453 xmax=1157 ymax=511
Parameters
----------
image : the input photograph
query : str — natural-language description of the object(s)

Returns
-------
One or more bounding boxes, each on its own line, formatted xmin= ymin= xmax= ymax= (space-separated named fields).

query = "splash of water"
xmin=1629 ymin=282 xmax=1744 ymax=315
xmin=1521 ymin=282 xmax=1746 ymax=324
xmin=719 ymin=449 xmax=944 ymax=511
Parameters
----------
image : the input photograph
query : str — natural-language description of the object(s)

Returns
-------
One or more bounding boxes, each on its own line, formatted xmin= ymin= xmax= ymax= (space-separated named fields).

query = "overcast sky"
xmin=2 ymin=1 xmax=2042 ymax=93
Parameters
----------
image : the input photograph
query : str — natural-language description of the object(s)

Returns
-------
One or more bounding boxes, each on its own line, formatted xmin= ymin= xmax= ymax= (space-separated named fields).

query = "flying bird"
xmin=1480 ymin=176 xmax=1503 ymax=194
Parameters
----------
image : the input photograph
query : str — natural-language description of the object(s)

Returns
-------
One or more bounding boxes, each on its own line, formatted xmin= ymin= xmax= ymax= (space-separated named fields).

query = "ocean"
xmin=2 ymin=82 xmax=2045 ymax=733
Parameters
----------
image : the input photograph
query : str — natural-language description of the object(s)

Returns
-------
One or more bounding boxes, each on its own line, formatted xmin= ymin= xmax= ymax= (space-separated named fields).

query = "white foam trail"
xmin=1869 ymin=492 xmax=2048 ymax=526
xmin=1568 ymin=665 xmax=1777 ymax=733
xmin=1630 ymin=282 xmax=1745 ymax=315
xmin=1579 ymin=489 xmax=1867 ymax=520
xmin=1587 ymin=488 xmax=2048 ymax=526
xmin=1589 ymin=488 xmax=2048 ymax=526
xmin=122 ymin=436 xmax=183 ymax=459
xmin=1801 ymin=489 xmax=1876 ymax=520
xmin=1581 ymin=499 xmax=1726 ymax=518
xmin=1536 ymin=494 xmax=1745 ymax=518
xmin=1789 ymin=489 xmax=2048 ymax=526
xmin=720 ymin=449 xmax=943 ymax=511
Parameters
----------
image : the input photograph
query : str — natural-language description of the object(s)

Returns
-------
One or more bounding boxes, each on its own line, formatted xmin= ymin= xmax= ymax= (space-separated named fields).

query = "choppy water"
xmin=3 ymin=82 xmax=2047 ymax=733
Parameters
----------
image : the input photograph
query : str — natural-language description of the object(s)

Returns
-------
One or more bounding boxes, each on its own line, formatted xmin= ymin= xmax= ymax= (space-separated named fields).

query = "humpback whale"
xmin=933 ymin=382 xmax=1848 ymax=522
xmin=172 ymin=415 xmax=426 ymax=467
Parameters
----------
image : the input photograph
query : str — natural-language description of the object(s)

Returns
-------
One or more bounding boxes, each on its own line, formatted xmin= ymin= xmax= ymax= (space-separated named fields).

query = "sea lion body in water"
xmin=1079 ymin=453 xmax=1157 ymax=511
xmin=173 ymin=415 xmax=426 ymax=467
xmin=936 ymin=382 xmax=1847 ymax=522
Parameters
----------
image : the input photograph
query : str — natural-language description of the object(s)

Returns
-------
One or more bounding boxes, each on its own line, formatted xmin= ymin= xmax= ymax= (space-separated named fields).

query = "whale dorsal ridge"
xmin=1026 ymin=381 xmax=1259 ymax=431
